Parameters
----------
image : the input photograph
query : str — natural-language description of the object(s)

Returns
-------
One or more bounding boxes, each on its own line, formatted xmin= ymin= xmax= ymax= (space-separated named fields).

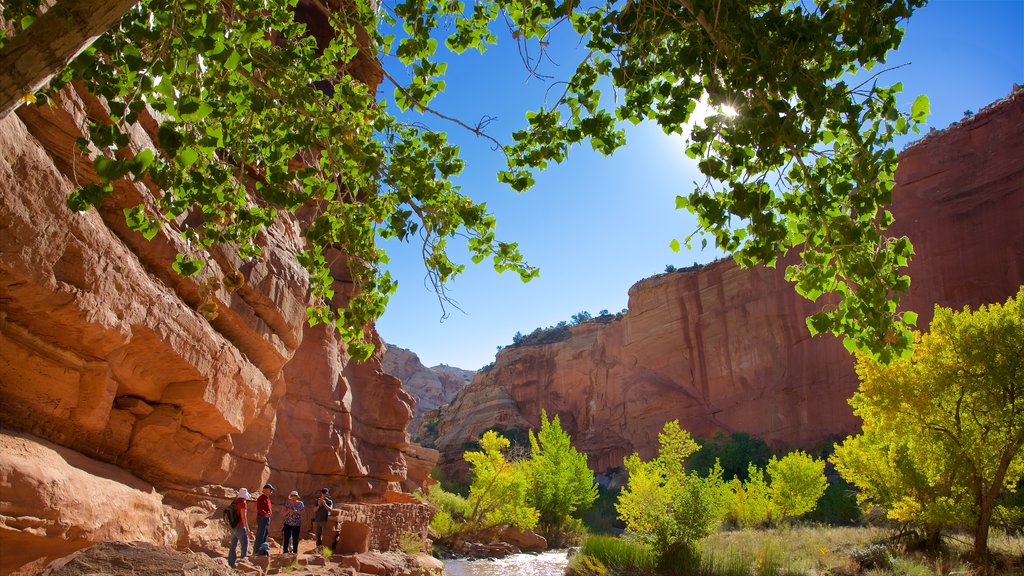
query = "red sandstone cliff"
xmin=429 ymin=89 xmax=1024 ymax=481
xmin=382 ymin=343 xmax=473 ymax=433
xmin=0 ymin=64 xmax=435 ymax=576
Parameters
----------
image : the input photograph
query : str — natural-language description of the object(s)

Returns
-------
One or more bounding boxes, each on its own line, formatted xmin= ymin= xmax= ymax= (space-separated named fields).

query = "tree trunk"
xmin=0 ymin=0 xmax=140 ymax=120
xmin=973 ymin=494 xmax=995 ymax=560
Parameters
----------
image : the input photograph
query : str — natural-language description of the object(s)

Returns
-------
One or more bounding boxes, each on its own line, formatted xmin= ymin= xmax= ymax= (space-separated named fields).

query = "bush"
xmin=616 ymin=421 xmax=730 ymax=558
xmin=689 ymin=432 xmax=773 ymax=481
xmin=581 ymin=484 xmax=623 ymax=535
xmin=850 ymin=543 xmax=894 ymax=569
xmin=806 ymin=476 xmax=861 ymax=525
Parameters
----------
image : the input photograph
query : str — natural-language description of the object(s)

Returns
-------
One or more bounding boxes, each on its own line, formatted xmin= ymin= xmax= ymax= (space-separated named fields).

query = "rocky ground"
xmin=21 ymin=541 xmax=444 ymax=576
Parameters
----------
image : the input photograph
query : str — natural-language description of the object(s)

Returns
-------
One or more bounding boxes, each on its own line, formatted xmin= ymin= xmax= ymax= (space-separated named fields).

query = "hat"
xmin=289 ymin=490 xmax=299 ymax=497
xmin=263 ymin=483 xmax=275 ymax=491
xmin=320 ymin=487 xmax=329 ymax=494
xmin=238 ymin=487 xmax=253 ymax=499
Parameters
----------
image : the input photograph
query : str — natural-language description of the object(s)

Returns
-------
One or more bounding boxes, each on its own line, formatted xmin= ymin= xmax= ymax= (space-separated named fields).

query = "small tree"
xmin=464 ymin=430 xmax=539 ymax=536
xmin=615 ymin=421 xmax=729 ymax=558
xmin=831 ymin=289 xmax=1024 ymax=558
xmin=766 ymin=451 xmax=828 ymax=522
xmin=727 ymin=464 xmax=772 ymax=528
xmin=571 ymin=311 xmax=593 ymax=325
xmin=525 ymin=410 xmax=599 ymax=531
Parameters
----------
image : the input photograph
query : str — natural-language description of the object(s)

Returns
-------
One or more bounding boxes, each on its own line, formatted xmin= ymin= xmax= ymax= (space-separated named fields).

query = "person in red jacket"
xmin=227 ymin=487 xmax=253 ymax=568
xmin=255 ymin=483 xmax=274 ymax=552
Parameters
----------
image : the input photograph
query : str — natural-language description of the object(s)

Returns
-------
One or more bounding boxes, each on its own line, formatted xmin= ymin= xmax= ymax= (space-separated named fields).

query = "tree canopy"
xmin=1 ymin=0 xmax=929 ymax=360
xmin=525 ymin=410 xmax=599 ymax=528
xmin=831 ymin=289 xmax=1024 ymax=558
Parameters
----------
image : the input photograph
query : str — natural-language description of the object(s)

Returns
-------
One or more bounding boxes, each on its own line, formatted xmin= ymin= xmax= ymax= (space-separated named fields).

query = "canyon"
xmin=381 ymin=344 xmax=474 ymax=434
xmin=0 ymin=55 xmax=433 ymax=576
xmin=425 ymin=89 xmax=1024 ymax=482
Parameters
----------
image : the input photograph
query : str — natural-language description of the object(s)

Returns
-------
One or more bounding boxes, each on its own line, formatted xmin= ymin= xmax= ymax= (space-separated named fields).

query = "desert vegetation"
xmin=427 ymin=291 xmax=1024 ymax=575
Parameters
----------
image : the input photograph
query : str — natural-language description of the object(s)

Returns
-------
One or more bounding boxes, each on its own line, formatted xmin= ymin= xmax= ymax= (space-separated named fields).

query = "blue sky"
xmin=376 ymin=0 xmax=1024 ymax=370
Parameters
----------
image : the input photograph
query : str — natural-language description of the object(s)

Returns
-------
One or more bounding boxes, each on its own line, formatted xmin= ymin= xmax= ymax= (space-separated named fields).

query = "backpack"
xmin=222 ymin=500 xmax=240 ymax=528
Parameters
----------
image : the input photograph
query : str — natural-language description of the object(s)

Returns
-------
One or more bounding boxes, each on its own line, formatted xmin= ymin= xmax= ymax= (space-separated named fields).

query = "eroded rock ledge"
xmin=0 ymin=51 xmax=435 ymax=576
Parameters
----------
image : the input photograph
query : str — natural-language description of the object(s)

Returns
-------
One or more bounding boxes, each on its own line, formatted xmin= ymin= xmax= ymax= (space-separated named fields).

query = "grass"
xmin=399 ymin=531 xmax=424 ymax=554
xmin=567 ymin=535 xmax=658 ymax=575
xmin=569 ymin=526 xmax=1024 ymax=575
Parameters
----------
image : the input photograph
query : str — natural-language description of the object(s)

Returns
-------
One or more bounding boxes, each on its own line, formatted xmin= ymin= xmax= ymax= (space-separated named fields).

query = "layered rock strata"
xmin=430 ymin=89 xmax=1024 ymax=481
xmin=0 ymin=59 xmax=434 ymax=576
xmin=381 ymin=343 xmax=473 ymax=433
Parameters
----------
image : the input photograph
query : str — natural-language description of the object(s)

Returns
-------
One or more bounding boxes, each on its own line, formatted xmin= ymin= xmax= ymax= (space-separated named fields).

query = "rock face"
xmin=381 ymin=343 xmax=473 ymax=433
xmin=0 ymin=68 xmax=434 ymax=576
xmin=430 ymin=89 xmax=1024 ymax=481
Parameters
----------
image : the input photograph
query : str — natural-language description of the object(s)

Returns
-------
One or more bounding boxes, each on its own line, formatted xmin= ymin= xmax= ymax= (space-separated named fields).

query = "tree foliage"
xmin=525 ymin=410 xmax=599 ymax=528
xmin=727 ymin=464 xmax=773 ymax=528
xmin=724 ymin=451 xmax=827 ymax=528
xmin=615 ymin=420 xmax=730 ymax=557
xmin=831 ymin=289 xmax=1024 ymax=557
xmin=2 ymin=0 xmax=930 ymax=360
xmin=766 ymin=450 xmax=828 ymax=521
xmin=463 ymin=430 xmax=539 ymax=534
xmin=688 ymin=431 xmax=773 ymax=481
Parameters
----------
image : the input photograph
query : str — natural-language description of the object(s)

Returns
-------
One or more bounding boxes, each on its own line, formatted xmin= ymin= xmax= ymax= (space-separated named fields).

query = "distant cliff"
xmin=381 ymin=343 xmax=473 ymax=433
xmin=427 ymin=89 xmax=1024 ymax=482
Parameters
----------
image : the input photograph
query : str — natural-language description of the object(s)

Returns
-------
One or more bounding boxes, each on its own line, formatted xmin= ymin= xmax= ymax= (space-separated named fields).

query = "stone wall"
xmin=331 ymin=502 xmax=434 ymax=554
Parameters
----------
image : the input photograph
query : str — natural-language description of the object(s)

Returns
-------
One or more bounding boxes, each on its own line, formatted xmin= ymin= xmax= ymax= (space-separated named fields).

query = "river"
xmin=443 ymin=550 xmax=570 ymax=576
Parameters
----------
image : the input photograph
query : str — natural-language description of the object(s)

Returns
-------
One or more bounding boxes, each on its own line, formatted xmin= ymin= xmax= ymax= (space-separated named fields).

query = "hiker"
xmin=254 ymin=483 xmax=274 ymax=551
xmin=312 ymin=487 xmax=333 ymax=549
xmin=282 ymin=490 xmax=305 ymax=554
xmin=227 ymin=487 xmax=254 ymax=568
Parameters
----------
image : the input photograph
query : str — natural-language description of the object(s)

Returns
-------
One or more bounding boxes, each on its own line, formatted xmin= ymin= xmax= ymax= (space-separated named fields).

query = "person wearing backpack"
xmin=227 ymin=487 xmax=254 ymax=568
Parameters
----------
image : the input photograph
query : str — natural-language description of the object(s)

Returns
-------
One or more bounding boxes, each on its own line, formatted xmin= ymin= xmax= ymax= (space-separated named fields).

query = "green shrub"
xmin=806 ymin=476 xmax=861 ymax=525
xmin=581 ymin=484 xmax=623 ymax=535
xmin=616 ymin=421 xmax=730 ymax=558
xmin=688 ymin=432 xmax=773 ymax=481
xmin=423 ymin=484 xmax=472 ymax=538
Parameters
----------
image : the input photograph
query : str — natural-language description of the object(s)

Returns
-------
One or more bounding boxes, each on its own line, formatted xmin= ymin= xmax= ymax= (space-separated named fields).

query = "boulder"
xmin=499 ymin=526 xmax=548 ymax=553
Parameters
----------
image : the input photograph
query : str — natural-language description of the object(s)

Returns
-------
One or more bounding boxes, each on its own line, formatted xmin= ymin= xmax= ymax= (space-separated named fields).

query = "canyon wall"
xmin=0 ymin=81 xmax=432 ymax=575
xmin=430 ymin=89 xmax=1024 ymax=481
xmin=382 ymin=343 xmax=473 ymax=433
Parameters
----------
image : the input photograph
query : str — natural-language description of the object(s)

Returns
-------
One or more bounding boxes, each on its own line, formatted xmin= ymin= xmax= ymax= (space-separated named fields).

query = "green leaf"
xmin=911 ymin=94 xmax=930 ymax=123
xmin=93 ymin=156 xmax=130 ymax=182
xmin=132 ymin=149 xmax=156 ymax=175
xmin=224 ymin=50 xmax=242 ymax=70
xmin=177 ymin=148 xmax=200 ymax=169
xmin=171 ymin=254 xmax=205 ymax=276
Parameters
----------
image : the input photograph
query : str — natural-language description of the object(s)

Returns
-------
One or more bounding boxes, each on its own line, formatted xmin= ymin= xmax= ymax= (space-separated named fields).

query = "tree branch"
xmin=0 ymin=0 xmax=141 ymax=119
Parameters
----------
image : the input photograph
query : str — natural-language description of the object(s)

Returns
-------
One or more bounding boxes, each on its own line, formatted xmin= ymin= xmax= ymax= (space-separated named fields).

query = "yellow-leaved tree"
xmin=832 ymin=288 xmax=1024 ymax=558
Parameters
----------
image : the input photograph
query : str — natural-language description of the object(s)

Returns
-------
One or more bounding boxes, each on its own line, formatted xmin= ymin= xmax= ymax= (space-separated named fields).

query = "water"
xmin=443 ymin=550 xmax=570 ymax=576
